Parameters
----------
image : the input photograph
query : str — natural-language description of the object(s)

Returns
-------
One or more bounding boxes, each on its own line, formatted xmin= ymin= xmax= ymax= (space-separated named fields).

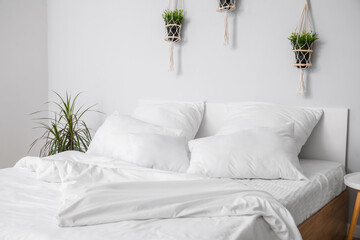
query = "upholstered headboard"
xmin=195 ymin=103 xmax=349 ymax=167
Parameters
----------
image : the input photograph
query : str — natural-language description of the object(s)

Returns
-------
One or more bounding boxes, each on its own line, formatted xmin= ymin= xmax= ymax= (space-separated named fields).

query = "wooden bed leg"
xmin=348 ymin=191 xmax=360 ymax=240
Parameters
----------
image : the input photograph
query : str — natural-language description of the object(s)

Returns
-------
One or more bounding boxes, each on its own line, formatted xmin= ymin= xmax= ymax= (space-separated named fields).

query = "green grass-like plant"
xmin=162 ymin=9 xmax=184 ymax=25
xmin=30 ymin=92 xmax=98 ymax=157
xmin=289 ymin=31 xmax=319 ymax=49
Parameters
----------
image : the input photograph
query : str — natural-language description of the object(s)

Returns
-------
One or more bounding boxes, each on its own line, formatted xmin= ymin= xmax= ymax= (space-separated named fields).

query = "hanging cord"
xmin=295 ymin=0 xmax=311 ymax=34
xmin=297 ymin=69 xmax=305 ymax=95
xmin=166 ymin=0 xmax=183 ymax=72
xmin=294 ymin=0 xmax=312 ymax=96
xmin=169 ymin=42 xmax=174 ymax=72
xmin=168 ymin=0 xmax=174 ymax=10
xmin=178 ymin=0 xmax=183 ymax=10
xmin=167 ymin=0 xmax=174 ymax=71
xmin=224 ymin=11 xmax=229 ymax=46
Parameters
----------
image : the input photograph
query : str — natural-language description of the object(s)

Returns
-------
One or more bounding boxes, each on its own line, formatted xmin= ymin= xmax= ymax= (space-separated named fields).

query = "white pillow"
xmin=188 ymin=124 xmax=306 ymax=180
xmin=99 ymin=133 xmax=189 ymax=172
xmin=87 ymin=114 xmax=189 ymax=172
xmin=88 ymin=113 xmax=184 ymax=150
xmin=217 ymin=103 xmax=323 ymax=153
xmin=132 ymin=100 xmax=205 ymax=141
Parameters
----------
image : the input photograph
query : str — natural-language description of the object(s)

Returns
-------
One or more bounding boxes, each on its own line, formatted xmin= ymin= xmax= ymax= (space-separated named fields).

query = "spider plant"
xmin=162 ymin=9 xmax=184 ymax=25
xmin=30 ymin=92 xmax=97 ymax=157
xmin=289 ymin=31 xmax=319 ymax=50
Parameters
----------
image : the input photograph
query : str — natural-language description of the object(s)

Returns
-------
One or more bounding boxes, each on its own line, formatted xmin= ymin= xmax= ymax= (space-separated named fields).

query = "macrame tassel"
xmin=169 ymin=42 xmax=174 ymax=72
xmin=297 ymin=69 xmax=305 ymax=95
xmin=223 ymin=11 xmax=229 ymax=46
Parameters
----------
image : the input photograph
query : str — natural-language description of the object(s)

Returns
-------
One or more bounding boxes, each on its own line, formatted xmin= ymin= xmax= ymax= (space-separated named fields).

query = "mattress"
xmin=241 ymin=159 xmax=346 ymax=225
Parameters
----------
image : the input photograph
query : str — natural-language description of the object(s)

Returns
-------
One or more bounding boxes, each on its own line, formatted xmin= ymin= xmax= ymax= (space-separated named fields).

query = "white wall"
xmin=0 ymin=0 xmax=48 ymax=168
xmin=47 ymin=0 xmax=359 ymax=219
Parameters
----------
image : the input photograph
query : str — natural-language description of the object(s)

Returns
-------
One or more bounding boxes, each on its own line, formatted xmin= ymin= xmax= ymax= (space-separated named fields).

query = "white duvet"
xmin=4 ymin=151 xmax=302 ymax=240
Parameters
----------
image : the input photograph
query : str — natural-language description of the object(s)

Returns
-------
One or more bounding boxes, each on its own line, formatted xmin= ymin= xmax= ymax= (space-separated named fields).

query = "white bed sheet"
xmin=241 ymin=159 xmax=346 ymax=225
xmin=0 ymin=167 xmax=285 ymax=240
xmin=0 ymin=156 xmax=344 ymax=240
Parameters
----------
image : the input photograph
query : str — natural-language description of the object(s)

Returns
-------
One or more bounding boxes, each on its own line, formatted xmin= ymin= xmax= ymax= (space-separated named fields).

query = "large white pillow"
xmin=98 ymin=133 xmax=189 ymax=172
xmin=217 ymin=103 xmax=323 ymax=153
xmin=88 ymin=113 xmax=184 ymax=149
xmin=187 ymin=124 xmax=306 ymax=180
xmin=87 ymin=114 xmax=189 ymax=172
xmin=132 ymin=100 xmax=205 ymax=141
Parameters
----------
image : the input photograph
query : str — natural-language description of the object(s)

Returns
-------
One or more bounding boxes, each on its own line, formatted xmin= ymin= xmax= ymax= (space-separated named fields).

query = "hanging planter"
xmin=218 ymin=0 xmax=235 ymax=11
xmin=163 ymin=9 xmax=183 ymax=43
xmin=217 ymin=0 xmax=236 ymax=46
xmin=289 ymin=0 xmax=319 ymax=95
xmin=165 ymin=23 xmax=182 ymax=42
xmin=163 ymin=6 xmax=184 ymax=72
xmin=289 ymin=32 xmax=318 ymax=69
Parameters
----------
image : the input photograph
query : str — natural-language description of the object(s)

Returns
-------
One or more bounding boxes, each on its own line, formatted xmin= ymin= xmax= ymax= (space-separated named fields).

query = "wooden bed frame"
xmin=194 ymin=103 xmax=350 ymax=239
xmin=299 ymin=189 xmax=348 ymax=240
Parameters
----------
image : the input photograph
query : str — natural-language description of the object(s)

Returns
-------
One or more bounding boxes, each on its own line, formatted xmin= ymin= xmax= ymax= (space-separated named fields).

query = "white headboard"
xmin=196 ymin=103 xmax=349 ymax=167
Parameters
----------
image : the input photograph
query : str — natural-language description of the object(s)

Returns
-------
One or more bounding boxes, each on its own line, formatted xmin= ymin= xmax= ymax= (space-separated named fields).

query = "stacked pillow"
xmin=87 ymin=101 xmax=205 ymax=172
xmin=88 ymin=101 xmax=323 ymax=180
xmin=188 ymin=123 xmax=305 ymax=180
xmin=132 ymin=100 xmax=205 ymax=141
xmin=187 ymin=103 xmax=323 ymax=180
xmin=217 ymin=103 xmax=324 ymax=154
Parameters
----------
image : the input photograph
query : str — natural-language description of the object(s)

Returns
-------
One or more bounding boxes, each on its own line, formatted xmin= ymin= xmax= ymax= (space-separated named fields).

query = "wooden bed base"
xmin=298 ymin=189 xmax=348 ymax=240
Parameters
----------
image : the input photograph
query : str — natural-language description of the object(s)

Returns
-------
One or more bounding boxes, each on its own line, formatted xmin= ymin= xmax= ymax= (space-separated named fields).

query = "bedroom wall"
xmin=0 ymin=0 xmax=48 ymax=168
xmin=47 ymin=0 xmax=360 ymax=222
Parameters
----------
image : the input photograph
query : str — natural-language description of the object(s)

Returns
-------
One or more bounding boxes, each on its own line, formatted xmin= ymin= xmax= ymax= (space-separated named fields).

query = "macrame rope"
xmin=217 ymin=0 xmax=235 ymax=46
xmin=224 ymin=11 xmax=229 ymax=46
xmin=293 ymin=0 xmax=313 ymax=96
xmin=165 ymin=0 xmax=183 ymax=72
xmin=169 ymin=42 xmax=174 ymax=72
xmin=168 ymin=0 xmax=174 ymax=10
xmin=296 ymin=0 xmax=311 ymax=33
xmin=178 ymin=0 xmax=183 ymax=10
xmin=297 ymin=69 xmax=305 ymax=95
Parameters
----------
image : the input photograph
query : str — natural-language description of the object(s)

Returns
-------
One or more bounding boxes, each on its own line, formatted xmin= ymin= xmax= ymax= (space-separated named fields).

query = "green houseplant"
xmin=289 ymin=31 xmax=318 ymax=68
xmin=30 ymin=92 xmax=97 ymax=157
xmin=162 ymin=9 xmax=184 ymax=42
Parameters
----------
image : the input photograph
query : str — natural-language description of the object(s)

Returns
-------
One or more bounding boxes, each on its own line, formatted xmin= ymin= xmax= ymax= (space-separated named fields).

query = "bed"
xmin=197 ymin=103 xmax=349 ymax=240
xmin=0 ymin=103 xmax=349 ymax=240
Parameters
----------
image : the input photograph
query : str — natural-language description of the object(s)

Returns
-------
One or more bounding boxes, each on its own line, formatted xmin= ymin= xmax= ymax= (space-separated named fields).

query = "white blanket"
xmin=14 ymin=151 xmax=302 ymax=240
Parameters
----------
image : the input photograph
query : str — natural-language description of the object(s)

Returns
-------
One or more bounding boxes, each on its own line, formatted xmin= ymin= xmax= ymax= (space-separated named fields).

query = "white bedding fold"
xmin=16 ymin=151 xmax=204 ymax=184
xmin=58 ymin=180 xmax=301 ymax=240
xmin=15 ymin=152 xmax=302 ymax=240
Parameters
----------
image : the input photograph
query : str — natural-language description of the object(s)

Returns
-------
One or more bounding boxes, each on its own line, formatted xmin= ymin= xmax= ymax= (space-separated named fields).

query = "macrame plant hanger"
xmin=292 ymin=0 xmax=314 ymax=95
xmin=217 ymin=0 xmax=236 ymax=46
xmin=164 ymin=0 xmax=184 ymax=72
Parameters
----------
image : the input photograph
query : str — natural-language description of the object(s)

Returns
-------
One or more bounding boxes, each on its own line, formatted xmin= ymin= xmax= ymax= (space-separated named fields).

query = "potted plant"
xmin=162 ymin=9 xmax=184 ymax=42
xmin=289 ymin=31 xmax=318 ymax=68
xmin=218 ymin=0 xmax=235 ymax=11
xmin=30 ymin=92 xmax=99 ymax=156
